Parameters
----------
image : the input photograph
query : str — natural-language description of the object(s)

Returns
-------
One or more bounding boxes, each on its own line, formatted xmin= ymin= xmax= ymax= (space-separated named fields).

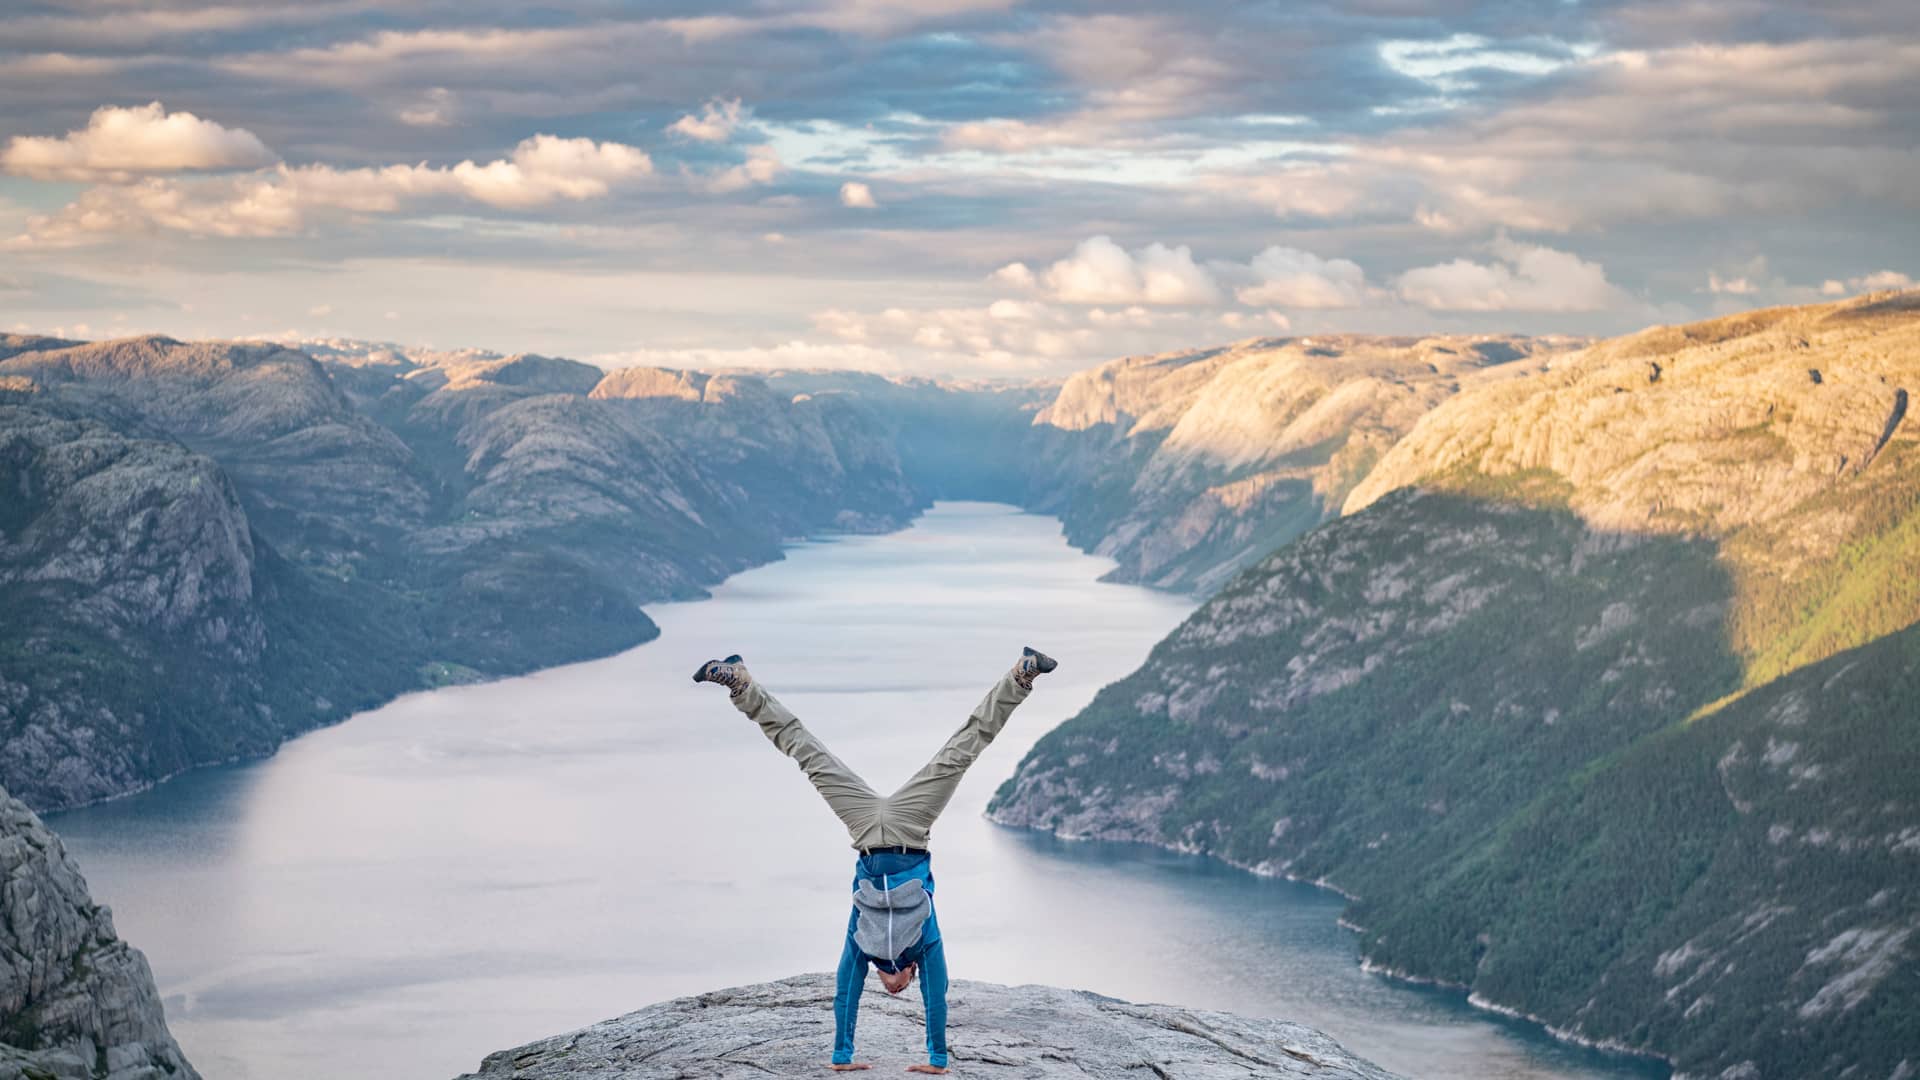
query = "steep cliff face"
xmin=0 ymin=400 xmax=279 ymax=810
xmin=455 ymin=974 xmax=1401 ymax=1080
xmin=0 ymin=784 xmax=198 ymax=1080
xmin=1023 ymin=334 xmax=1569 ymax=591
xmin=0 ymin=337 xmax=923 ymax=811
xmin=990 ymin=294 xmax=1920 ymax=1080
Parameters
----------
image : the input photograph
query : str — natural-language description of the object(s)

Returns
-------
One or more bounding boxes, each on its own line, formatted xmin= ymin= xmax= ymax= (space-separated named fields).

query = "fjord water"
xmin=51 ymin=503 xmax=1661 ymax=1080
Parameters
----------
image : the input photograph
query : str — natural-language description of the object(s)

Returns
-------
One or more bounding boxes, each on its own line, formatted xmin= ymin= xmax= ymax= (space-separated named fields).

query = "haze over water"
xmin=52 ymin=503 xmax=1661 ymax=1080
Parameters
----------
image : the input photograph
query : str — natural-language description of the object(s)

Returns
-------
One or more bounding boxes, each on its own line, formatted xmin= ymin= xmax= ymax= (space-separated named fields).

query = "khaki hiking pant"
xmin=733 ymin=671 xmax=1031 ymax=850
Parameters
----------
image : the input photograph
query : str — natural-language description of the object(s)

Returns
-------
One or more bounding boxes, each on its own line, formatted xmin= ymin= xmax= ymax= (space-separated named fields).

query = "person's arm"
xmin=831 ymin=923 xmax=873 ymax=1070
xmin=910 ymin=938 xmax=950 ymax=1074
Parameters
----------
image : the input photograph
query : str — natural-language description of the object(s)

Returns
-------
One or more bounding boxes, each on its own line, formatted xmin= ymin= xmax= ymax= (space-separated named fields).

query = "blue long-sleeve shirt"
xmin=833 ymin=851 xmax=948 ymax=1068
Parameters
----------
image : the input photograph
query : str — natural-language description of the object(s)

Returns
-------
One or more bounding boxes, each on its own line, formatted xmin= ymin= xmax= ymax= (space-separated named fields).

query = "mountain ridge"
xmin=0 ymin=335 xmax=922 ymax=811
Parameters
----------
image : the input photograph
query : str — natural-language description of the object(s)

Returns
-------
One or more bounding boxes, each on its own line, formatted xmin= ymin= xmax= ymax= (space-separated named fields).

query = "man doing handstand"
xmin=693 ymin=646 xmax=1057 ymax=1074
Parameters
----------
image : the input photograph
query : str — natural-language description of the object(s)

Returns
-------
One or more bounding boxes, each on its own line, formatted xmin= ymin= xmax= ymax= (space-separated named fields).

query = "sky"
xmin=2 ymin=0 xmax=1917 ymax=377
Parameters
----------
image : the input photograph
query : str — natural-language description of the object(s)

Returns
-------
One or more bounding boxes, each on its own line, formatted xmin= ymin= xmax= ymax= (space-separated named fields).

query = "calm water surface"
xmin=51 ymin=503 xmax=1663 ymax=1080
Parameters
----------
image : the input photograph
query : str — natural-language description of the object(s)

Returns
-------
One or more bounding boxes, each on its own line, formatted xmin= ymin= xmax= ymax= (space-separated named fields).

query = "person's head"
xmin=875 ymin=960 xmax=916 ymax=995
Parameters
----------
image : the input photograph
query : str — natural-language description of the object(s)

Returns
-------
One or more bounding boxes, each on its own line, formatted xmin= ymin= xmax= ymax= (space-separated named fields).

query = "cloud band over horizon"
xmin=1 ymin=1 xmax=1916 ymax=374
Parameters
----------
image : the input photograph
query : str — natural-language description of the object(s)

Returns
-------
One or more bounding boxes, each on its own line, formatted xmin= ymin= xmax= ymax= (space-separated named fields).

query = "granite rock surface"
xmin=455 ymin=974 xmax=1401 ymax=1080
xmin=0 ymin=784 xmax=199 ymax=1080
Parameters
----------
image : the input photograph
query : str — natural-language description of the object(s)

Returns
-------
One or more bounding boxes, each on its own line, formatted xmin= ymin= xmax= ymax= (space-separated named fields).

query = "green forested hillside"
xmin=1363 ymin=622 xmax=1920 ymax=1077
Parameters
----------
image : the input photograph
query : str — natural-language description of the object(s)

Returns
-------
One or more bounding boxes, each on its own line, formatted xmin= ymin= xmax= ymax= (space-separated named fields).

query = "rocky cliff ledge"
xmin=0 ymin=785 xmax=198 ymax=1080
xmin=456 ymin=973 xmax=1399 ymax=1079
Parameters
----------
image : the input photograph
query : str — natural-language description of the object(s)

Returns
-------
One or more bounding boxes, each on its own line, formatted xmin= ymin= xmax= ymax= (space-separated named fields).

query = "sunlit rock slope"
xmin=1020 ymin=333 xmax=1571 ymax=591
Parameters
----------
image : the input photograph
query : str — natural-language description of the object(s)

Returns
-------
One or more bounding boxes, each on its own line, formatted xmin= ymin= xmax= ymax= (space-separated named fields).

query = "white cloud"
xmin=813 ymin=300 xmax=1099 ymax=367
xmin=1397 ymin=235 xmax=1622 ymax=312
xmin=449 ymin=134 xmax=652 ymax=207
xmin=944 ymin=116 xmax=1100 ymax=153
xmin=839 ymin=181 xmax=878 ymax=208
xmin=693 ymin=144 xmax=783 ymax=194
xmin=1236 ymin=246 xmax=1370 ymax=308
xmin=1 ymin=101 xmax=275 ymax=182
xmin=1378 ymin=33 xmax=1583 ymax=94
xmin=588 ymin=340 xmax=907 ymax=374
xmin=12 ymin=133 xmax=654 ymax=246
xmin=668 ymin=98 xmax=745 ymax=142
xmin=1704 ymin=256 xmax=1772 ymax=296
xmin=398 ymin=88 xmax=457 ymax=127
xmin=1034 ymin=235 xmax=1220 ymax=306
xmin=990 ymin=261 xmax=1036 ymax=288
xmin=1852 ymin=270 xmax=1914 ymax=291
xmin=1821 ymin=270 xmax=1914 ymax=296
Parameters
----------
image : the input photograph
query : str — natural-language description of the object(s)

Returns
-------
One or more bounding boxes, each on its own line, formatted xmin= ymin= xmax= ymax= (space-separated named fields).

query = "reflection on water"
xmin=51 ymin=503 xmax=1664 ymax=1080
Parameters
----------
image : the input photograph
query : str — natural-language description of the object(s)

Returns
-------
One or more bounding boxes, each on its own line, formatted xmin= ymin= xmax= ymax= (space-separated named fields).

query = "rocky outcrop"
xmin=0 ymin=784 xmax=198 ymax=1080
xmin=1022 ymin=334 xmax=1569 ymax=591
xmin=1348 ymin=293 xmax=1920 ymax=535
xmin=455 ymin=974 xmax=1400 ymax=1079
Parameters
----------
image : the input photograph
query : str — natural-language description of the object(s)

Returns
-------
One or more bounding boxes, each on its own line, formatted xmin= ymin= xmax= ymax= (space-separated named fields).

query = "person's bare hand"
xmin=827 ymin=1064 xmax=872 ymax=1071
xmin=877 ymin=964 xmax=916 ymax=995
xmin=906 ymin=1066 xmax=949 ymax=1074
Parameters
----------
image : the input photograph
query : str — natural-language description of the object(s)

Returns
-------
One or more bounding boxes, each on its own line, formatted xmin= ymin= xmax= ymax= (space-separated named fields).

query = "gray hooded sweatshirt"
xmin=851 ymin=876 xmax=932 ymax=964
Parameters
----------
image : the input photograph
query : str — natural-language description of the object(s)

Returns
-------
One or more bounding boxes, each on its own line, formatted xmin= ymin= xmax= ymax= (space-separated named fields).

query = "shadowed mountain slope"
xmin=0 ymin=337 xmax=920 ymax=811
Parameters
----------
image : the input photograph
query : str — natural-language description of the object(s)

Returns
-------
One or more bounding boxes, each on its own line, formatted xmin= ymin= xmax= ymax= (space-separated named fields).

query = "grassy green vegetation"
xmin=1728 ymin=440 xmax=1920 ymax=688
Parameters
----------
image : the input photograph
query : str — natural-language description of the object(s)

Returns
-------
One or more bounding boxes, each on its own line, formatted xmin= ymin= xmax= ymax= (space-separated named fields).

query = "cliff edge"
xmin=0 ymin=784 xmax=198 ymax=1080
xmin=455 ymin=973 xmax=1400 ymax=1079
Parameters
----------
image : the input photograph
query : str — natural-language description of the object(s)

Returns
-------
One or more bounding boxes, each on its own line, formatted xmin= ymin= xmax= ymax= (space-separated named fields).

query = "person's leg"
xmin=881 ymin=669 xmax=1030 ymax=846
xmin=917 ymin=939 xmax=950 ymax=1071
xmin=732 ymin=678 xmax=881 ymax=846
xmin=832 ymin=922 xmax=872 ymax=1069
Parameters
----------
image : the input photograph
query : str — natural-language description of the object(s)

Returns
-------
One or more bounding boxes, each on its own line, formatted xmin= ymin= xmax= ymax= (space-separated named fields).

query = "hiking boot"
xmin=1013 ymin=646 xmax=1057 ymax=690
xmin=693 ymin=654 xmax=750 ymax=696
